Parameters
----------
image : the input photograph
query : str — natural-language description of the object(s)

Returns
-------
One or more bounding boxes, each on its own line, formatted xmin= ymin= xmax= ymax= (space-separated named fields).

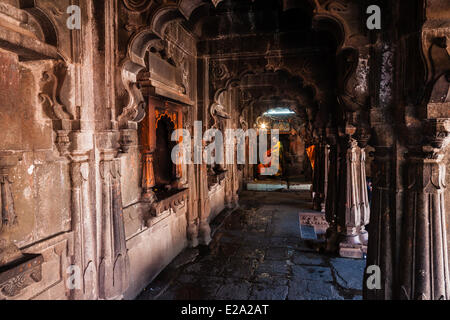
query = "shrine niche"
xmin=140 ymin=96 xmax=186 ymax=204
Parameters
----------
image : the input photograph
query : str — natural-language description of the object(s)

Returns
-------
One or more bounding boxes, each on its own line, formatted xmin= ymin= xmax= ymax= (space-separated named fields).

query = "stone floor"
xmin=137 ymin=190 xmax=366 ymax=300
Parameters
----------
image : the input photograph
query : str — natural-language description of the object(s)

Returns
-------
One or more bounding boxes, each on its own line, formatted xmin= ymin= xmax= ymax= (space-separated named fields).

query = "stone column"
xmin=364 ymin=146 xmax=395 ymax=300
xmin=337 ymin=134 xmax=363 ymax=258
xmin=356 ymin=133 xmax=371 ymax=245
xmin=198 ymin=162 xmax=212 ymax=245
xmin=142 ymin=152 xmax=156 ymax=202
xmin=142 ymin=98 xmax=157 ymax=202
xmin=98 ymin=150 xmax=130 ymax=300
xmin=313 ymin=133 xmax=328 ymax=213
xmin=197 ymin=135 xmax=211 ymax=245
xmin=399 ymin=119 xmax=450 ymax=300
xmin=325 ymin=130 xmax=339 ymax=251
xmin=70 ymin=152 xmax=98 ymax=300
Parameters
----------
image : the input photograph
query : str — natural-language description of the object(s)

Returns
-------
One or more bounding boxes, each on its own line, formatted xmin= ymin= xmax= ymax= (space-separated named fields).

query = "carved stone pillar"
xmin=399 ymin=120 xmax=450 ymax=300
xmin=70 ymin=154 xmax=98 ymax=300
xmin=337 ymin=135 xmax=363 ymax=258
xmin=364 ymin=146 xmax=395 ymax=300
xmin=186 ymin=135 xmax=199 ymax=248
xmin=198 ymin=163 xmax=211 ymax=245
xmin=98 ymin=151 xmax=130 ymax=300
xmin=356 ymin=132 xmax=371 ymax=245
xmin=325 ymin=130 xmax=339 ymax=251
xmin=313 ymin=133 xmax=328 ymax=213
xmin=141 ymin=96 xmax=157 ymax=202
xmin=142 ymin=152 xmax=156 ymax=202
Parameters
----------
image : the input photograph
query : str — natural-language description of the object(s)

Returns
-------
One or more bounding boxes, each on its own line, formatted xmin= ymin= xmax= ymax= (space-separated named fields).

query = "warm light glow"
xmin=260 ymin=123 xmax=266 ymax=129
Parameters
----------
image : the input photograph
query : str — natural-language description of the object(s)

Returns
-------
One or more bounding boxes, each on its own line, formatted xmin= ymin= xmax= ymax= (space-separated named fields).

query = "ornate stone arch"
xmin=119 ymin=30 xmax=164 ymax=127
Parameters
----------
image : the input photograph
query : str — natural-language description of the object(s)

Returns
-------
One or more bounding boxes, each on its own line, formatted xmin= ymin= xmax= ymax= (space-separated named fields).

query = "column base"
xmin=142 ymin=189 xmax=156 ymax=203
xmin=187 ymin=223 xmax=199 ymax=248
xmin=198 ymin=221 xmax=212 ymax=246
xmin=325 ymin=226 xmax=339 ymax=253
xmin=338 ymin=232 xmax=365 ymax=259
xmin=339 ymin=244 xmax=365 ymax=259
xmin=359 ymin=229 xmax=369 ymax=246
xmin=188 ymin=238 xmax=199 ymax=248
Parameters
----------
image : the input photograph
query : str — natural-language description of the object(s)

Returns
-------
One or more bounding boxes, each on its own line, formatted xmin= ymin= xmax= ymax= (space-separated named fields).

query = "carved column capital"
xmin=326 ymin=127 xmax=338 ymax=146
xmin=356 ymin=127 xmax=371 ymax=148
xmin=423 ymin=118 xmax=450 ymax=152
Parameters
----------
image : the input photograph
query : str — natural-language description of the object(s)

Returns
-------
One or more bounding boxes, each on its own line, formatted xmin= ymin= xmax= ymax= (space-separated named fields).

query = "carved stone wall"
xmin=0 ymin=0 xmax=448 ymax=301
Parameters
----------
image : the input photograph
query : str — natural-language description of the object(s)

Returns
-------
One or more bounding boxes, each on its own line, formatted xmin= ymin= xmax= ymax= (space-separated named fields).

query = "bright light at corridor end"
xmin=263 ymin=108 xmax=296 ymax=115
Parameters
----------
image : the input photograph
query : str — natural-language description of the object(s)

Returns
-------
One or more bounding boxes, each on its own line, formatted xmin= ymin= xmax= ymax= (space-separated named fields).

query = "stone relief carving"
xmin=118 ymin=35 xmax=164 ymax=127
xmin=122 ymin=0 xmax=153 ymax=13
xmin=211 ymin=61 xmax=230 ymax=81
xmin=0 ymin=255 xmax=43 ymax=299
xmin=423 ymin=36 xmax=450 ymax=105
xmin=119 ymin=28 xmax=192 ymax=128
xmin=0 ymin=153 xmax=23 ymax=268
xmin=210 ymin=102 xmax=231 ymax=129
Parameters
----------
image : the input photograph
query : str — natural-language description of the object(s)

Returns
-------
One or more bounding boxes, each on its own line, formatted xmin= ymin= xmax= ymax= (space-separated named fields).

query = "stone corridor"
xmin=137 ymin=191 xmax=366 ymax=300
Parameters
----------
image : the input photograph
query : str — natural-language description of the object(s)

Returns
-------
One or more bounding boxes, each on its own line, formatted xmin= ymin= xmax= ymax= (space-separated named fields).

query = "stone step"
xmin=247 ymin=181 xmax=312 ymax=192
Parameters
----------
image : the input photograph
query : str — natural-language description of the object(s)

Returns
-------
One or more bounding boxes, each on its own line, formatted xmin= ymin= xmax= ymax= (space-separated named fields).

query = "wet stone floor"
xmin=137 ymin=190 xmax=366 ymax=300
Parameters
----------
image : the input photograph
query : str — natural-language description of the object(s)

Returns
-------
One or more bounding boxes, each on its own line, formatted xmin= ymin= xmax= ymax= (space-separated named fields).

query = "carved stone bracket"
xmin=210 ymin=102 xmax=231 ymax=129
xmin=119 ymin=28 xmax=193 ymax=128
xmin=38 ymin=61 xmax=73 ymax=157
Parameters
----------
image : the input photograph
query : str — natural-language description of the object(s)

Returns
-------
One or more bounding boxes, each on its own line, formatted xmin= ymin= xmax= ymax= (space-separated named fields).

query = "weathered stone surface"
xmin=216 ymin=281 xmax=253 ymax=300
xmin=250 ymin=284 xmax=289 ymax=300
xmin=291 ymin=265 xmax=333 ymax=282
xmin=330 ymin=258 xmax=366 ymax=291
xmin=292 ymin=252 xmax=327 ymax=266
xmin=288 ymin=280 xmax=344 ymax=300
xmin=141 ymin=192 xmax=366 ymax=300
